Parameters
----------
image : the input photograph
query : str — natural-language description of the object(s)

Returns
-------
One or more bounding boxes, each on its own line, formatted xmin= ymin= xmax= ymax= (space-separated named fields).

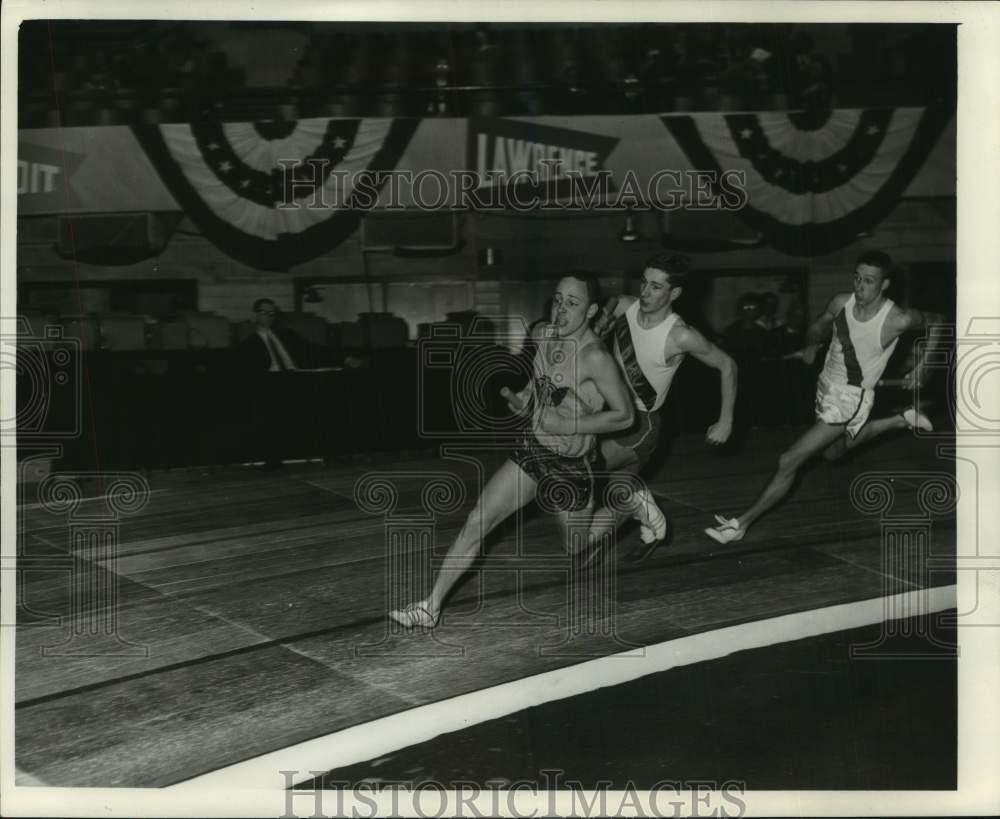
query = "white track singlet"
xmin=612 ymin=302 xmax=684 ymax=412
xmin=822 ymin=295 xmax=898 ymax=390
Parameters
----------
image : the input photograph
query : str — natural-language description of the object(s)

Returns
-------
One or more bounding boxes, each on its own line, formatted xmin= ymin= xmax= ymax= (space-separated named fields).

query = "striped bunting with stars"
xmin=662 ymin=106 xmax=952 ymax=256
xmin=133 ymin=117 xmax=419 ymax=271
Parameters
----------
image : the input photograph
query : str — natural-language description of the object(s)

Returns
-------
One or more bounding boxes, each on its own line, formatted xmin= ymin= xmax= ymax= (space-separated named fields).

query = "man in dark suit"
xmin=238 ymin=298 xmax=322 ymax=373
xmin=237 ymin=298 xmax=329 ymax=469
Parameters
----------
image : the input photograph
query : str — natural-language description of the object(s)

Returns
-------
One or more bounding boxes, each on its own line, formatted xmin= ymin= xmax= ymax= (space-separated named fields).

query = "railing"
xmin=14 ymin=346 xmax=879 ymax=474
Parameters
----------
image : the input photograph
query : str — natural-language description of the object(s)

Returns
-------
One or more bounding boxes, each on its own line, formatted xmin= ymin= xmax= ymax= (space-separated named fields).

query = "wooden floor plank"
xmin=641 ymin=564 xmax=889 ymax=632
xmin=13 ymin=429 xmax=956 ymax=787
xmin=810 ymin=525 xmax=957 ymax=589
xmin=16 ymin=599 xmax=270 ymax=703
xmin=289 ymin=596 xmax=654 ymax=717
xmin=19 ymin=558 xmax=171 ymax=620
xmin=16 ymin=646 xmax=411 ymax=787
xmin=136 ymin=520 xmax=566 ymax=640
xmin=111 ymin=487 xmax=353 ymax=545
xmin=106 ymin=513 xmax=387 ymax=575
xmin=17 ymin=474 xmax=327 ymax=533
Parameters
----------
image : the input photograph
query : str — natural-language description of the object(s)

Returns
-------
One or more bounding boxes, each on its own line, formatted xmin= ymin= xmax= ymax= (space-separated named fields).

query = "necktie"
xmin=265 ymin=332 xmax=287 ymax=371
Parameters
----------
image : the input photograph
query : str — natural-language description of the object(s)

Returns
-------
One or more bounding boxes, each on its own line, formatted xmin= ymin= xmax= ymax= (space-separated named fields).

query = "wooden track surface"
xmin=14 ymin=427 xmax=955 ymax=787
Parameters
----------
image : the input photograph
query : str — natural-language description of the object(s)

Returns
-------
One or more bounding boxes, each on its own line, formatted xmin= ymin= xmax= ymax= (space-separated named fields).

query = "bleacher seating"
xmin=57 ymin=316 xmax=102 ymax=350
xmin=147 ymin=320 xmax=188 ymax=350
xmin=25 ymin=309 xmax=414 ymax=356
xmin=16 ymin=21 xmax=957 ymax=125
xmin=282 ymin=312 xmax=328 ymax=349
xmin=97 ymin=314 xmax=148 ymax=350
xmin=356 ymin=312 xmax=410 ymax=350
xmin=182 ymin=312 xmax=231 ymax=349
xmin=334 ymin=321 xmax=366 ymax=352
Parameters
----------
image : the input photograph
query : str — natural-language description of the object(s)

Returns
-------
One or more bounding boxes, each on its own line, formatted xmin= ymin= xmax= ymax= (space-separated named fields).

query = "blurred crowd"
xmin=18 ymin=22 xmax=956 ymax=125
xmin=717 ymin=291 xmax=811 ymax=447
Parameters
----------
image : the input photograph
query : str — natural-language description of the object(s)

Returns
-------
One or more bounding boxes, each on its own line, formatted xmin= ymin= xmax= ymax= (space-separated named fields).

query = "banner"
xmin=17 ymin=108 xmax=955 ymax=266
xmin=131 ymin=118 xmax=420 ymax=271
xmin=662 ymin=106 xmax=954 ymax=255
xmin=17 ymin=128 xmax=177 ymax=214
xmin=465 ymin=117 xmax=621 ymax=205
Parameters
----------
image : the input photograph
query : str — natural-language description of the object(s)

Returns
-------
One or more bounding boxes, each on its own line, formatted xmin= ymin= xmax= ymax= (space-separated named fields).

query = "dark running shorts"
xmin=608 ymin=410 xmax=662 ymax=471
xmin=510 ymin=433 xmax=595 ymax=513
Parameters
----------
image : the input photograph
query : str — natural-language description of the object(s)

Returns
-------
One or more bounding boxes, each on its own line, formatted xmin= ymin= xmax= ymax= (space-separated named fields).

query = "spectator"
xmin=776 ymin=297 xmax=813 ymax=425
xmin=237 ymin=298 xmax=332 ymax=373
xmin=722 ymin=292 xmax=768 ymax=360
xmin=755 ymin=291 xmax=787 ymax=359
xmin=755 ymin=291 xmax=799 ymax=425
xmin=784 ymin=31 xmax=834 ymax=111
xmin=755 ymin=292 xmax=781 ymax=332
xmin=775 ymin=297 xmax=807 ymax=356
xmin=720 ymin=45 xmax=774 ymax=109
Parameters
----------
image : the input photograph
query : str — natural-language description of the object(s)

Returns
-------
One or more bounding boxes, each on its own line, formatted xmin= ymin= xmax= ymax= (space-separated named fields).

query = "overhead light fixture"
xmin=392 ymin=240 xmax=466 ymax=259
xmin=619 ymin=207 xmax=640 ymax=243
xmin=477 ymin=246 xmax=504 ymax=268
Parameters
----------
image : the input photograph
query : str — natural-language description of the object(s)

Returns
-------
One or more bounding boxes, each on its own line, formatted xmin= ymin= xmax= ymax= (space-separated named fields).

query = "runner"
xmin=705 ymin=251 xmax=937 ymax=545
xmin=590 ymin=253 xmax=738 ymax=563
xmin=389 ymin=273 xmax=634 ymax=628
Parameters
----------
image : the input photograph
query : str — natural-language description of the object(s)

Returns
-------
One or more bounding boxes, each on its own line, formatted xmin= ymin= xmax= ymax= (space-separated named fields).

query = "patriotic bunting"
xmin=131 ymin=117 xmax=419 ymax=271
xmin=662 ymin=106 xmax=953 ymax=256
xmin=71 ymin=107 xmax=956 ymax=267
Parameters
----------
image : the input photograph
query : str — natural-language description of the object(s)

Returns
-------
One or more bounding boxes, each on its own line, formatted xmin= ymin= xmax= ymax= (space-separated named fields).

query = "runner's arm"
xmin=674 ymin=326 xmax=737 ymax=445
xmin=502 ymin=323 xmax=545 ymax=416
xmin=887 ymin=307 xmax=947 ymax=389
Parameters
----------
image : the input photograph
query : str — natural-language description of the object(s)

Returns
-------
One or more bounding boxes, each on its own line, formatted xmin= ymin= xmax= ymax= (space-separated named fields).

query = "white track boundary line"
xmin=171 ymin=585 xmax=956 ymax=790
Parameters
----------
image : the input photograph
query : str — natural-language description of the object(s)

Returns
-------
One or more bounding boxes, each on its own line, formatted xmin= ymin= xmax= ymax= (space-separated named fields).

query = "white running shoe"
xmin=631 ymin=487 xmax=668 ymax=542
xmin=705 ymin=514 xmax=746 ymax=545
xmin=902 ymin=407 xmax=933 ymax=432
xmin=388 ymin=601 xmax=440 ymax=629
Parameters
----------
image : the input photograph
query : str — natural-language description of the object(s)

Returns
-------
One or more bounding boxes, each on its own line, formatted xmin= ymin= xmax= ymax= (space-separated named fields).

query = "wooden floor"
xmin=14 ymin=427 xmax=956 ymax=787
